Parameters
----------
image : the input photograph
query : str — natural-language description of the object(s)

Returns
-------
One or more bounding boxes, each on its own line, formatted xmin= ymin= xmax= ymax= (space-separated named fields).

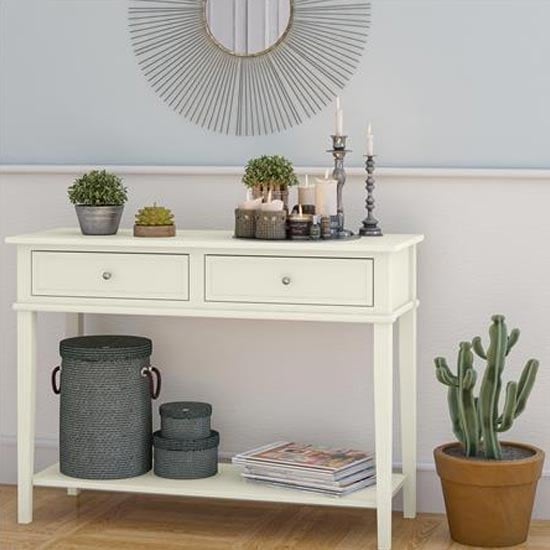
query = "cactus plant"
xmin=435 ymin=315 xmax=539 ymax=459
xmin=135 ymin=203 xmax=174 ymax=226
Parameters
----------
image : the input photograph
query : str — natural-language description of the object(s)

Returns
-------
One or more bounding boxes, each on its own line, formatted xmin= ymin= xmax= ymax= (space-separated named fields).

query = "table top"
xmin=6 ymin=228 xmax=424 ymax=253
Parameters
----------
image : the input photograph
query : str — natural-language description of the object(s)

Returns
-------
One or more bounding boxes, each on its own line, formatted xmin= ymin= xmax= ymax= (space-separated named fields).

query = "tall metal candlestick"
xmin=359 ymin=155 xmax=383 ymax=237
xmin=328 ymin=134 xmax=354 ymax=238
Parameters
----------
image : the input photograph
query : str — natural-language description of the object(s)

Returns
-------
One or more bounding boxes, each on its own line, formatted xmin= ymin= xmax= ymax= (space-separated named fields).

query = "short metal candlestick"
xmin=328 ymin=135 xmax=354 ymax=238
xmin=359 ymin=155 xmax=383 ymax=237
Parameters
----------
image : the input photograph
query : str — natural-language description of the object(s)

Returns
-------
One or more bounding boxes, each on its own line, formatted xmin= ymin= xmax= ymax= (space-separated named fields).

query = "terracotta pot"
xmin=133 ymin=224 xmax=176 ymax=238
xmin=434 ymin=442 xmax=544 ymax=547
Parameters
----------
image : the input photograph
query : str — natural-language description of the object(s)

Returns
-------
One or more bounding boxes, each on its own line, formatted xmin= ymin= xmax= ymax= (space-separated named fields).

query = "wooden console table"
xmin=7 ymin=228 xmax=423 ymax=550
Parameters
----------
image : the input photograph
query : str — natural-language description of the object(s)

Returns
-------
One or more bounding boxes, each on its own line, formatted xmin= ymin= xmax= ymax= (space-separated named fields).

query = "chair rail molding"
xmin=1 ymin=165 xmax=550 ymax=180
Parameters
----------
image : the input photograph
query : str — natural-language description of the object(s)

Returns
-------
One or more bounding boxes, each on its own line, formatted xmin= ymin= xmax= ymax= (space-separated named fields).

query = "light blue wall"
xmin=1 ymin=0 xmax=549 ymax=167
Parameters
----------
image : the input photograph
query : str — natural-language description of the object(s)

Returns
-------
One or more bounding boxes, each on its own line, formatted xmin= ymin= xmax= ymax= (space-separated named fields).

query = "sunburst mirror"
xmin=129 ymin=0 xmax=370 ymax=136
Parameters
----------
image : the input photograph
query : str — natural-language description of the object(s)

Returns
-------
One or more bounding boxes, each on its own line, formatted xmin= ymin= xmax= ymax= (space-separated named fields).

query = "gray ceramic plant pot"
xmin=75 ymin=205 xmax=124 ymax=235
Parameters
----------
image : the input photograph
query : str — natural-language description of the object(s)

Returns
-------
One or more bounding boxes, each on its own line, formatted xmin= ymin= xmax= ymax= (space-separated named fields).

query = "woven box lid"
xmin=153 ymin=430 xmax=219 ymax=451
xmin=160 ymin=401 xmax=212 ymax=420
xmin=60 ymin=335 xmax=152 ymax=361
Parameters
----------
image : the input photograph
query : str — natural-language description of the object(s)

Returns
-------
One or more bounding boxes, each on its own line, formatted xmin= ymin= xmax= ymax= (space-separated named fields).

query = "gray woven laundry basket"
xmin=153 ymin=430 xmax=219 ymax=479
xmin=160 ymin=402 xmax=212 ymax=440
xmin=52 ymin=335 xmax=161 ymax=480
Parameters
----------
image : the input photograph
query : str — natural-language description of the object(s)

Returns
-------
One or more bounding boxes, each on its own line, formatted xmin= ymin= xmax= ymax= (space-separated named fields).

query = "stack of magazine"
xmin=232 ymin=441 xmax=375 ymax=497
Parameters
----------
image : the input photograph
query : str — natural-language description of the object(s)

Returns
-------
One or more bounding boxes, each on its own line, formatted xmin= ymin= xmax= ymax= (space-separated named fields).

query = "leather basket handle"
xmin=141 ymin=366 xmax=161 ymax=399
xmin=51 ymin=366 xmax=61 ymax=395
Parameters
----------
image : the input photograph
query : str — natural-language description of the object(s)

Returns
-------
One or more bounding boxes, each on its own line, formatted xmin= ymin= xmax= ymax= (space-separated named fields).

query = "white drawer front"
xmin=32 ymin=252 xmax=189 ymax=301
xmin=205 ymin=255 xmax=373 ymax=307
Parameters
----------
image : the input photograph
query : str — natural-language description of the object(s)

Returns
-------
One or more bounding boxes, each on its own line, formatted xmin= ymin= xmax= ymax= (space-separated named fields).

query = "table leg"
xmin=398 ymin=307 xmax=417 ymax=518
xmin=17 ymin=310 xmax=37 ymax=524
xmin=373 ymin=322 xmax=394 ymax=550
xmin=65 ymin=313 xmax=83 ymax=497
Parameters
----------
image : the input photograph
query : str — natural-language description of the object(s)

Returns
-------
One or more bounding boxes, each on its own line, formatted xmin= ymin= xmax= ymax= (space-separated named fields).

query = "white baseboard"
xmin=1 ymin=436 xmax=548 ymax=518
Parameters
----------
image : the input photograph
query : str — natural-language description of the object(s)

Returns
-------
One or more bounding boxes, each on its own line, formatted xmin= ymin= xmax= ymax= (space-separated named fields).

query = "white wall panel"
xmin=1 ymin=167 xmax=549 ymax=518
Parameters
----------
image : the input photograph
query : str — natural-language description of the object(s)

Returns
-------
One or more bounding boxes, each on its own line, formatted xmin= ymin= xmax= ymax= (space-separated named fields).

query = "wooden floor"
xmin=1 ymin=485 xmax=548 ymax=549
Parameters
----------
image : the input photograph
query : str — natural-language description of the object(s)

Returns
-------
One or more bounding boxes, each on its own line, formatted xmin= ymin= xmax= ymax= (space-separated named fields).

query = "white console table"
xmin=7 ymin=228 xmax=423 ymax=550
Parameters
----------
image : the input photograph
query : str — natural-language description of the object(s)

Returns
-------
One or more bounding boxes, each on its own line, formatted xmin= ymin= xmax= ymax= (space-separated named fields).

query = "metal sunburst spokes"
xmin=129 ymin=0 xmax=370 ymax=136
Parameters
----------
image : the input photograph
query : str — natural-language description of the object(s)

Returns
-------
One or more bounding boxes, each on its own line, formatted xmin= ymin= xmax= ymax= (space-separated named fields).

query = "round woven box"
xmin=234 ymin=208 xmax=257 ymax=239
xmin=153 ymin=430 xmax=219 ymax=479
xmin=255 ymin=210 xmax=287 ymax=240
xmin=160 ymin=401 xmax=212 ymax=440
xmin=57 ymin=335 xmax=154 ymax=480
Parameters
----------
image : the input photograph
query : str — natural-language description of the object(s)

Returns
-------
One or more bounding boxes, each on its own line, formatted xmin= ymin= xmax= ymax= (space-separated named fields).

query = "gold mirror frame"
xmin=129 ymin=0 xmax=370 ymax=136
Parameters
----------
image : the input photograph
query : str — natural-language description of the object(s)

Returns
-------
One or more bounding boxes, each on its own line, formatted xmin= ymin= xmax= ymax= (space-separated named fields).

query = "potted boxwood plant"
xmin=242 ymin=155 xmax=298 ymax=209
xmin=68 ymin=170 xmax=128 ymax=235
xmin=434 ymin=314 xmax=544 ymax=547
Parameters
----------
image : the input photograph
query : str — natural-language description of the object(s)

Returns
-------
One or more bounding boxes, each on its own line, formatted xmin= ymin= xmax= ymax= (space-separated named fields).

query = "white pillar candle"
xmin=260 ymin=199 xmax=284 ymax=211
xmin=367 ymin=122 xmax=374 ymax=156
xmin=335 ymin=96 xmax=343 ymax=136
xmin=315 ymin=174 xmax=338 ymax=217
xmin=239 ymin=197 xmax=263 ymax=210
xmin=298 ymin=174 xmax=315 ymax=205
xmin=239 ymin=189 xmax=263 ymax=210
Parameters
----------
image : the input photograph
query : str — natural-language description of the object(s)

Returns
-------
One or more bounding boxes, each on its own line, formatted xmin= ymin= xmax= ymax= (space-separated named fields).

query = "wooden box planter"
xmin=134 ymin=225 xmax=176 ymax=238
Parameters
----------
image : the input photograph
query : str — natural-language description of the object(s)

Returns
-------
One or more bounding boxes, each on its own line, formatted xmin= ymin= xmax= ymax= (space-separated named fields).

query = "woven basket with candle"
xmin=234 ymin=208 xmax=257 ymax=239
xmin=255 ymin=210 xmax=287 ymax=240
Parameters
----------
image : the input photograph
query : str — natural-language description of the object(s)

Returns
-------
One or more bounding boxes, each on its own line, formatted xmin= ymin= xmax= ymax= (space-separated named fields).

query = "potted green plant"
xmin=68 ymin=170 xmax=128 ymax=235
xmin=134 ymin=203 xmax=176 ymax=238
xmin=434 ymin=315 xmax=544 ymax=547
xmin=242 ymin=155 xmax=298 ymax=209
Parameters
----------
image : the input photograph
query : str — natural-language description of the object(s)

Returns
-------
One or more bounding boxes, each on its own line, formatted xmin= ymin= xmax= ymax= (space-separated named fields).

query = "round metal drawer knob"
xmin=102 ymin=271 xmax=112 ymax=280
xmin=282 ymin=276 xmax=291 ymax=286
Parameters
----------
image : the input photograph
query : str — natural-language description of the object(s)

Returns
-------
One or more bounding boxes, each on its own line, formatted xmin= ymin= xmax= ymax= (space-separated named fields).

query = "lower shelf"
xmin=34 ymin=463 xmax=405 ymax=510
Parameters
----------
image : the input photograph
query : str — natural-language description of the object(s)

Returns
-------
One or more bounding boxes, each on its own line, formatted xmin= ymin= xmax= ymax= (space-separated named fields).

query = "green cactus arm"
xmin=472 ymin=336 xmax=487 ymax=359
xmin=435 ymin=357 xmax=458 ymax=387
xmin=475 ymin=397 xmax=483 ymax=441
xmin=457 ymin=343 xmax=479 ymax=457
xmin=513 ymin=359 xmax=539 ymax=417
xmin=447 ymin=387 xmax=465 ymax=444
xmin=478 ymin=315 xmax=508 ymax=460
xmin=496 ymin=381 xmax=518 ymax=432
xmin=462 ymin=367 xmax=477 ymax=390
xmin=506 ymin=328 xmax=520 ymax=355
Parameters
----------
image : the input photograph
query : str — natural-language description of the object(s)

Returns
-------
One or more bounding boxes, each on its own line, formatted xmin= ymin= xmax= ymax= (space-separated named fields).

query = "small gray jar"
xmin=75 ymin=205 xmax=124 ymax=235
xmin=160 ymin=402 xmax=212 ymax=440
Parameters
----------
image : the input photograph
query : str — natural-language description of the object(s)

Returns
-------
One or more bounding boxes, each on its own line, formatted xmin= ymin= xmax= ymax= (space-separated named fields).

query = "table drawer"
xmin=205 ymin=255 xmax=373 ymax=307
xmin=32 ymin=251 xmax=189 ymax=300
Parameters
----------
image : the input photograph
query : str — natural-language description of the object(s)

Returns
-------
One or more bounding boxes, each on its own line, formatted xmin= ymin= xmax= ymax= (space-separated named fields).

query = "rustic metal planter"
xmin=75 ymin=205 xmax=124 ymax=235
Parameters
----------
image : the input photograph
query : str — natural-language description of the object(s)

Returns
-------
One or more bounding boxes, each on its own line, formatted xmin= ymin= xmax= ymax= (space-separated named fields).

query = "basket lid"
xmin=60 ymin=335 xmax=152 ymax=361
xmin=160 ymin=401 xmax=212 ymax=420
xmin=153 ymin=430 xmax=219 ymax=451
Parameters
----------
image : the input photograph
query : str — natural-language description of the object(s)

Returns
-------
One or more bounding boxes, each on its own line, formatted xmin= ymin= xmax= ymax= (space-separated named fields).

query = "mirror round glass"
xmin=205 ymin=0 xmax=292 ymax=56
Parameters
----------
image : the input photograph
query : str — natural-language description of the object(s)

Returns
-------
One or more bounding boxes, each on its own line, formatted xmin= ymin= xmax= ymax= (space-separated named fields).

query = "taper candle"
xmin=335 ymin=97 xmax=343 ymax=136
xmin=367 ymin=123 xmax=374 ymax=156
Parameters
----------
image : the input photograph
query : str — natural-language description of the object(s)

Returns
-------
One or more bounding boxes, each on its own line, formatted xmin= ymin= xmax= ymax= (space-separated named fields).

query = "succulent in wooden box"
xmin=134 ymin=203 xmax=176 ymax=238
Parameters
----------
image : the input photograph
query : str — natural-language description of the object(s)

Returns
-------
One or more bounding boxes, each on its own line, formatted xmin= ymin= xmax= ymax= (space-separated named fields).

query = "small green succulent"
xmin=135 ymin=203 xmax=175 ymax=226
xmin=242 ymin=155 xmax=298 ymax=189
xmin=68 ymin=170 xmax=127 ymax=206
